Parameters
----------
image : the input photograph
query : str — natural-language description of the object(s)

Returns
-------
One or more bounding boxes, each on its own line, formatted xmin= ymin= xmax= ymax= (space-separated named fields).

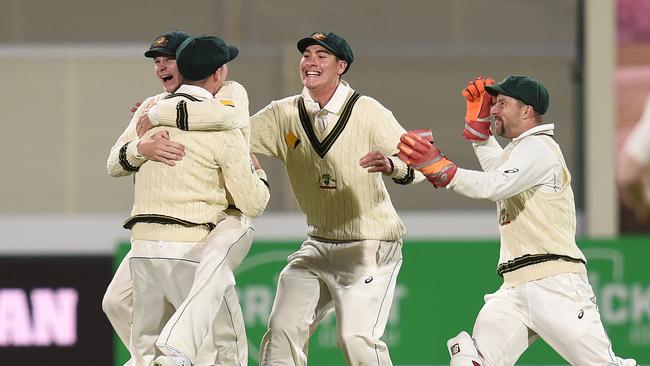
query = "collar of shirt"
xmin=513 ymin=123 xmax=555 ymax=142
xmin=300 ymin=80 xmax=351 ymax=116
xmin=175 ymin=84 xmax=215 ymax=100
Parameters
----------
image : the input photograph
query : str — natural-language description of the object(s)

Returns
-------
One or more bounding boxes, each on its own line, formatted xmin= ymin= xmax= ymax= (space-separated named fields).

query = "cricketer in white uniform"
xmin=147 ymin=35 xmax=268 ymax=366
xmin=151 ymin=31 xmax=425 ymax=366
xmin=617 ymin=95 xmax=650 ymax=223
xmin=398 ymin=75 xmax=638 ymax=366
xmin=107 ymin=30 xmax=254 ymax=366
xmin=107 ymin=33 xmax=269 ymax=366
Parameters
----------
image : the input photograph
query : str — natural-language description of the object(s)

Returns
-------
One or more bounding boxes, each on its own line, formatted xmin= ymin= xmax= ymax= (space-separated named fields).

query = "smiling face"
xmin=299 ymin=45 xmax=347 ymax=100
xmin=490 ymin=94 xmax=535 ymax=139
xmin=153 ymin=55 xmax=181 ymax=93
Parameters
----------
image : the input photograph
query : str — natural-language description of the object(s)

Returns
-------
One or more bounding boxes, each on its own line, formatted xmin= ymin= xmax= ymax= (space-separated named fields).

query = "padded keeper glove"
xmin=397 ymin=130 xmax=457 ymax=188
xmin=461 ymin=77 xmax=495 ymax=141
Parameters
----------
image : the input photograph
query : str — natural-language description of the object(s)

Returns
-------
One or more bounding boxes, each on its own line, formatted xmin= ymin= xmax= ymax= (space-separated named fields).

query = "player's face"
xmin=300 ymin=45 xmax=347 ymax=94
xmin=153 ymin=55 xmax=181 ymax=93
xmin=491 ymin=94 xmax=530 ymax=138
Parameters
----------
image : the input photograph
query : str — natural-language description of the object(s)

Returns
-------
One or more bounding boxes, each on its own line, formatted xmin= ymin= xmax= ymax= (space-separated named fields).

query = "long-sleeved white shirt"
xmin=449 ymin=124 xmax=564 ymax=200
xmin=449 ymin=123 xmax=586 ymax=286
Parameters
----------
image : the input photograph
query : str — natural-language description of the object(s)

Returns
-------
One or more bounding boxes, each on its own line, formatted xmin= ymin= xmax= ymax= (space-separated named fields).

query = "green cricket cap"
xmin=297 ymin=31 xmax=354 ymax=74
xmin=176 ymin=35 xmax=239 ymax=81
xmin=144 ymin=31 xmax=190 ymax=58
xmin=485 ymin=75 xmax=549 ymax=115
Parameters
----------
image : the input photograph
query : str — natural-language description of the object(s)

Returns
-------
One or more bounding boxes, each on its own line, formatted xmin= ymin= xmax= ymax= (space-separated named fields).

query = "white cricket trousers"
xmin=105 ymin=252 xmax=247 ymax=366
xmin=127 ymin=214 xmax=250 ymax=366
xmin=259 ymin=238 xmax=403 ymax=366
xmin=102 ymin=249 xmax=133 ymax=353
xmin=156 ymin=213 xmax=253 ymax=366
xmin=472 ymin=272 xmax=632 ymax=366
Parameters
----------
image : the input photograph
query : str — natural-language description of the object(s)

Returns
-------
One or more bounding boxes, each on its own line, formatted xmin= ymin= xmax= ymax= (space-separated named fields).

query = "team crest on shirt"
xmin=319 ymin=174 xmax=337 ymax=190
xmin=284 ymin=132 xmax=301 ymax=149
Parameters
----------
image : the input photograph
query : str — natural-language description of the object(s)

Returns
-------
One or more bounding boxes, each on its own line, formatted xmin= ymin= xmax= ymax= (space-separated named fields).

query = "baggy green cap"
xmin=297 ymin=31 xmax=354 ymax=74
xmin=144 ymin=31 xmax=190 ymax=58
xmin=176 ymin=35 xmax=239 ymax=81
xmin=485 ymin=75 xmax=549 ymax=115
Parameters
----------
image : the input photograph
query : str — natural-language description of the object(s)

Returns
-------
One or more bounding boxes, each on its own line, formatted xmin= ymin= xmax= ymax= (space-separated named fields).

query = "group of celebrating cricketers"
xmin=104 ymin=30 xmax=639 ymax=366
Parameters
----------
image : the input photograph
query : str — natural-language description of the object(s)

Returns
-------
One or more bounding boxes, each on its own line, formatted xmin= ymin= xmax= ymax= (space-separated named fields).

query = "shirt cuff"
xmin=129 ymin=139 xmax=148 ymax=164
xmin=388 ymin=156 xmax=408 ymax=179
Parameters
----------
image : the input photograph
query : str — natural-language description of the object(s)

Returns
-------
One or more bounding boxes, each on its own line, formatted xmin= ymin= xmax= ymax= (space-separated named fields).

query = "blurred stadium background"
xmin=0 ymin=0 xmax=648 ymax=365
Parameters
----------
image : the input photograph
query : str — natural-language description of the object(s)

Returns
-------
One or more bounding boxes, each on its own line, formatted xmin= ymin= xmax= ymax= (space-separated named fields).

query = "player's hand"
xmin=130 ymin=100 xmax=142 ymax=113
xmin=359 ymin=151 xmax=393 ymax=175
xmin=462 ymin=77 xmax=495 ymax=141
xmin=136 ymin=130 xmax=185 ymax=166
xmin=397 ymin=131 xmax=457 ymax=188
xmin=136 ymin=109 xmax=155 ymax=137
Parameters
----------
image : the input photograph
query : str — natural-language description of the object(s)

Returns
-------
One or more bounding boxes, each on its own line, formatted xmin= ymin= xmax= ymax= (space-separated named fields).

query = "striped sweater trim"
xmin=497 ymin=253 xmax=586 ymax=277
xmin=166 ymin=92 xmax=201 ymax=131
xmin=298 ymin=92 xmax=361 ymax=158
xmin=118 ymin=142 xmax=140 ymax=172
xmin=123 ymin=214 xmax=216 ymax=231
xmin=165 ymin=92 xmax=201 ymax=102
xmin=392 ymin=165 xmax=415 ymax=185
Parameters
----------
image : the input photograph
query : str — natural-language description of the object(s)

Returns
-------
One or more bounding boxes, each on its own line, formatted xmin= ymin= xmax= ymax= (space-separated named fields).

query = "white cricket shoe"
xmin=154 ymin=355 xmax=192 ymax=366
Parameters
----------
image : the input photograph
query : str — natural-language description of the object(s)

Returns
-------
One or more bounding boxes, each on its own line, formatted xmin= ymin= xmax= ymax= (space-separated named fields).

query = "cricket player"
xmin=397 ymin=75 xmax=638 ymax=366
xmin=147 ymin=35 xmax=268 ymax=366
xmin=146 ymin=31 xmax=425 ymax=366
xmin=105 ymin=31 xmax=263 ymax=366
xmin=617 ymin=94 xmax=650 ymax=224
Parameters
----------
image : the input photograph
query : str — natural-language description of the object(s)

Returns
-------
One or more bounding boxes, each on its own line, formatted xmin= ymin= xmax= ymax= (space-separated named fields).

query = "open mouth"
xmin=161 ymin=75 xmax=173 ymax=82
xmin=305 ymin=71 xmax=321 ymax=77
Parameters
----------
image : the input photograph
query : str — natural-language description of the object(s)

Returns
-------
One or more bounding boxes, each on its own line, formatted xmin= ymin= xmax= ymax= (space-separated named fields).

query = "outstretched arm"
xmin=147 ymin=81 xmax=249 ymax=132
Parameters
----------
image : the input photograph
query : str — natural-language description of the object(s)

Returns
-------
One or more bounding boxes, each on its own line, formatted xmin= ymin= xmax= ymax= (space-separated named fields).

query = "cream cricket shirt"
xmin=107 ymin=84 xmax=269 ymax=242
xmin=448 ymin=124 xmax=587 ymax=286
xmin=251 ymin=82 xmax=421 ymax=241
xmin=107 ymin=92 xmax=168 ymax=177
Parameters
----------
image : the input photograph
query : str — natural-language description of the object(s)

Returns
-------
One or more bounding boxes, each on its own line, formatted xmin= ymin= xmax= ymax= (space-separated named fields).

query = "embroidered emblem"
xmin=219 ymin=99 xmax=235 ymax=107
xmin=319 ymin=174 xmax=337 ymax=190
xmin=284 ymin=132 xmax=301 ymax=149
xmin=152 ymin=36 xmax=168 ymax=47
xmin=312 ymin=33 xmax=327 ymax=41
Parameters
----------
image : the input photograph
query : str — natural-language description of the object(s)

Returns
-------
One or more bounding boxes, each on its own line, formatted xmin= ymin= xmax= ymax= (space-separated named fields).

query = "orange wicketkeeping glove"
xmin=397 ymin=130 xmax=457 ymax=188
xmin=461 ymin=77 xmax=495 ymax=141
